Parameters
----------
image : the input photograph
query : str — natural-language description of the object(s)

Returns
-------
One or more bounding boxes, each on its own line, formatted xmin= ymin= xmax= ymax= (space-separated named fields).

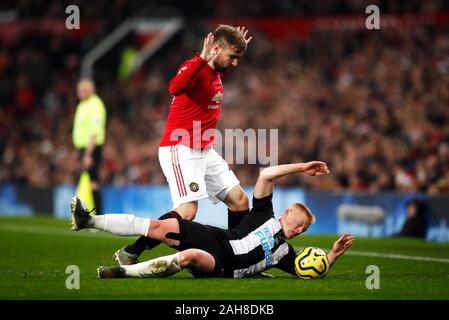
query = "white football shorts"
xmin=158 ymin=145 xmax=240 ymax=209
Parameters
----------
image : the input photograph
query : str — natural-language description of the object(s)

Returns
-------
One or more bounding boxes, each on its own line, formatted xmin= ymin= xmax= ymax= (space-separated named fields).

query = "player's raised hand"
xmin=301 ymin=161 xmax=330 ymax=176
xmin=200 ymin=33 xmax=221 ymax=62
xmin=237 ymin=26 xmax=253 ymax=45
xmin=331 ymin=233 xmax=355 ymax=257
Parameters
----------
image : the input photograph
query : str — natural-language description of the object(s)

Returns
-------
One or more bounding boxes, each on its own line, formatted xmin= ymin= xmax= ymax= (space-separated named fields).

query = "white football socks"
xmin=122 ymin=252 xmax=181 ymax=278
xmin=87 ymin=214 xmax=150 ymax=236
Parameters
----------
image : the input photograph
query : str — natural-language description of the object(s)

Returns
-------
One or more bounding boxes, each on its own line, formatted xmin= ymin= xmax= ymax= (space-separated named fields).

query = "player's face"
xmin=282 ymin=207 xmax=310 ymax=239
xmin=214 ymin=47 xmax=243 ymax=72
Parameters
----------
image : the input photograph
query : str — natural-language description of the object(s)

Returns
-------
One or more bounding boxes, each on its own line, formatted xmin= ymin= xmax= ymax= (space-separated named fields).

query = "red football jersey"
xmin=159 ymin=54 xmax=225 ymax=149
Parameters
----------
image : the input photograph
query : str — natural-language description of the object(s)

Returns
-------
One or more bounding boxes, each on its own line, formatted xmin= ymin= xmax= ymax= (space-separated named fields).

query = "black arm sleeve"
xmin=252 ymin=193 xmax=273 ymax=212
xmin=233 ymin=194 xmax=274 ymax=233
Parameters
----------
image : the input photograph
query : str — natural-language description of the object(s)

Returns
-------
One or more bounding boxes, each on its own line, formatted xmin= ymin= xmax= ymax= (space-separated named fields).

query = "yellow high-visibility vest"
xmin=72 ymin=94 xmax=106 ymax=149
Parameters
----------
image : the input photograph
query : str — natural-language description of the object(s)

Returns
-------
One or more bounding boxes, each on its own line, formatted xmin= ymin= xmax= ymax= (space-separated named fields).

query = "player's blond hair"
xmin=292 ymin=203 xmax=316 ymax=225
xmin=213 ymin=25 xmax=247 ymax=53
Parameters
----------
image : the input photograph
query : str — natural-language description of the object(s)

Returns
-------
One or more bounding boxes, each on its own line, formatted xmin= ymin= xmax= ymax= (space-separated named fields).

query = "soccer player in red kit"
xmin=114 ymin=25 xmax=254 ymax=264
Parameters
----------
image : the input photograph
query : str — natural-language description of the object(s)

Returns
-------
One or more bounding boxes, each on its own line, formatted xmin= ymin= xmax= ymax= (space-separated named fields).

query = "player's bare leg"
xmin=179 ymin=249 xmax=216 ymax=273
xmin=143 ymin=218 xmax=181 ymax=246
xmin=223 ymin=185 xmax=249 ymax=211
xmin=174 ymin=201 xmax=198 ymax=220
xmin=113 ymin=189 xmax=245 ymax=265
xmin=113 ymin=203 xmax=195 ymax=265
xmin=98 ymin=249 xmax=215 ymax=279
xmin=99 ymin=219 xmax=215 ymax=278
xmin=98 ymin=252 xmax=181 ymax=278
xmin=223 ymin=185 xmax=249 ymax=229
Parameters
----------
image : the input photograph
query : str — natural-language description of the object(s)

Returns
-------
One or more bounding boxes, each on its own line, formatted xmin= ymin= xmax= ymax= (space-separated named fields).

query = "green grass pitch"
xmin=1 ymin=216 xmax=449 ymax=300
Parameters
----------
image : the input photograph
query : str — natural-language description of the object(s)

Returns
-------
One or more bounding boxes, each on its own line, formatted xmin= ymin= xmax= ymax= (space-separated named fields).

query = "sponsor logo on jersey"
xmin=211 ymin=91 xmax=223 ymax=103
xmin=254 ymin=227 xmax=275 ymax=266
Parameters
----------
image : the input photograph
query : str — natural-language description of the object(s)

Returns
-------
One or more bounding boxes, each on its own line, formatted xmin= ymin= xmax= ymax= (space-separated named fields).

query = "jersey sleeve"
xmin=237 ymin=194 xmax=274 ymax=227
xmin=252 ymin=193 xmax=273 ymax=212
xmin=168 ymin=55 xmax=207 ymax=96
xmin=275 ymin=243 xmax=297 ymax=276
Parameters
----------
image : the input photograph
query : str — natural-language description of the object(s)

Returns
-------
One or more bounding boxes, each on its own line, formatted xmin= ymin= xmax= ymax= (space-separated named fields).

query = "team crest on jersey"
xmin=211 ymin=92 xmax=223 ymax=103
xmin=189 ymin=182 xmax=199 ymax=192
xmin=178 ymin=66 xmax=187 ymax=74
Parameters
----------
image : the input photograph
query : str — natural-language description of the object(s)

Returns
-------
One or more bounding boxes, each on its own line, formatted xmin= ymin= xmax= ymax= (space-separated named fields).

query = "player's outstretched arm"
xmin=253 ymin=161 xmax=330 ymax=198
xmin=327 ymin=233 xmax=355 ymax=267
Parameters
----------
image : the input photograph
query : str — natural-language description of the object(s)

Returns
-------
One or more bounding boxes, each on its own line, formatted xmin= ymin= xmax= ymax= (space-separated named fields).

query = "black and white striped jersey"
xmin=220 ymin=194 xmax=297 ymax=278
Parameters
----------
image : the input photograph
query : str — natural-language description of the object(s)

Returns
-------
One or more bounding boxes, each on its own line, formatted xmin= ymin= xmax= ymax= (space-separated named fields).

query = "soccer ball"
xmin=294 ymin=247 xmax=329 ymax=279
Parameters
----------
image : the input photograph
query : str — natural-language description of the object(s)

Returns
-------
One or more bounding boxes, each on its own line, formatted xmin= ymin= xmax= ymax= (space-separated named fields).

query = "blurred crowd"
xmin=1 ymin=6 xmax=449 ymax=194
xmin=226 ymin=26 xmax=449 ymax=194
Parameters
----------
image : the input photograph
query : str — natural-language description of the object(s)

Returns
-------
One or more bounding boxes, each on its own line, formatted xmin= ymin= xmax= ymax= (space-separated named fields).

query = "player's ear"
xmin=296 ymin=225 xmax=304 ymax=235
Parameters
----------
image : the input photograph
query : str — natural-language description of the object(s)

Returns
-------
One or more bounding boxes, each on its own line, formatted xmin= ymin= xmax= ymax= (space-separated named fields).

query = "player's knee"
xmin=149 ymin=219 xmax=173 ymax=237
xmin=181 ymin=211 xmax=196 ymax=220
xmin=180 ymin=249 xmax=201 ymax=267
xmin=239 ymin=193 xmax=249 ymax=210
xmin=176 ymin=202 xmax=198 ymax=220
xmin=233 ymin=190 xmax=249 ymax=211
xmin=224 ymin=186 xmax=249 ymax=211
xmin=148 ymin=219 xmax=163 ymax=237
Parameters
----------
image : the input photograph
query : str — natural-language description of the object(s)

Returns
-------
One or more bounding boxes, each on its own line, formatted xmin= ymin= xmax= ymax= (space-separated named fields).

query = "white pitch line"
xmin=344 ymin=250 xmax=449 ymax=264
xmin=294 ymin=247 xmax=449 ymax=264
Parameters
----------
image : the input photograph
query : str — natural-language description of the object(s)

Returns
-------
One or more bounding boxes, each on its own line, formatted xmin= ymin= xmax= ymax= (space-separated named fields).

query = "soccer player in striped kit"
xmin=113 ymin=25 xmax=254 ymax=265
xmin=70 ymin=161 xmax=355 ymax=279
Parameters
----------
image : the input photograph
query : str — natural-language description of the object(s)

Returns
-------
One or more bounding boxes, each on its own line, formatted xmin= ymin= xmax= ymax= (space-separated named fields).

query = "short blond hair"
xmin=292 ymin=203 xmax=315 ymax=225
